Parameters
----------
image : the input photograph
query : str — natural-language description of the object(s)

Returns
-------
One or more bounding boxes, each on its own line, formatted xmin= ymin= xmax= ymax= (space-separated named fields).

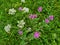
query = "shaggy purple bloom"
xmin=34 ymin=32 xmax=40 ymax=38
xmin=49 ymin=15 xmax=54 ymax=20
xmin=18 ymin=7 xmax=23 ymax=11
xmin=38 ymin=7 xmax=42 ymax=12
xmin=29 ymin=14 xmax=37 ymax=19
xmin=45 ymin=19 xmax=49 ymax=23
xmin=18 ymin=30 xmax=23 ymax=35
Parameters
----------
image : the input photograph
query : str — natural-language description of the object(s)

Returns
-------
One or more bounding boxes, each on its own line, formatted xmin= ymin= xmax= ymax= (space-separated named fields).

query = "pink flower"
xmin=38 ymin=7 xmax=42 ymax=12
xmin=29 ymin=14 xmax=37 ymax=19
xmin=49 ymin=15 xmax=54 ymax=20
xmin=34 ymin=32 xmax=40 ymax=38
xmin=45 ymin=19 xmax=49 ymax=23
xmin=18 ymin=30 xmax=23 ymax=35
xmin=18 ymin=7 xmax=23 ymax=11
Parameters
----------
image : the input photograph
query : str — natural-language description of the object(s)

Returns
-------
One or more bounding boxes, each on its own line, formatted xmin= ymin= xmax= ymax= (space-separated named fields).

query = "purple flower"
xmin=49 ymin=15 xmax=54 ymax=20
xmin=38 ymin=7 xmax=42 ymax=12
xmin=34 ymin=32 xmax=40 ymax=38
xmin=18 ymin=7 xmax=23 ymax=11
xmin=18 ymin=30 xmax=23 ymax=35
xmin=29 ymin=14 xmax=37 ymax=19
xmin=45 ymin=19 xmax=49 ymax=23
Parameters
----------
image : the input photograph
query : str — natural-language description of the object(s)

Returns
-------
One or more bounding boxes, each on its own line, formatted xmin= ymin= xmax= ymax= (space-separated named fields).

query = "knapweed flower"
xmin=18 ymin=30 xmax=23 ymax=35
xmin=4 ymin=24 xmax=11 ymax=33
xmin=21 ymin=0 xmax=25 ymax=3
xmin=49 ymin=15 xmax=54 ymax=20
xmin=29 ymin=14 xmax=37 ymax=19
xmin=38 ymin=6 xmax=42 ymax=12
xmin=45 ymin=19 xmax=49 ymax=23
xmin=8 ymin=8 xmax=16 ymax=15
xmin=22 ymin=7 xmax=29 ymax=13
xmin=34 ymin=32 xmax=40 ymax=38
xmin=17 ymin=20 xmax=25 ymax=28
xmin=18 ymin=7 xmax=23 ymax=11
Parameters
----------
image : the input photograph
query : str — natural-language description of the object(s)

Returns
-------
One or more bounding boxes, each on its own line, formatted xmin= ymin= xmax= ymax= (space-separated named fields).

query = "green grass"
xmin=0 ymin=0 xmax=60 ymax=45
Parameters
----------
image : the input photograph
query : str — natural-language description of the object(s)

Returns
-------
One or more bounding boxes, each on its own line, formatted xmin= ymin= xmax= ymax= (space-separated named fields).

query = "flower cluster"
xmin=4 ymin=24 xmax=11 ymax=33
xmin=38 ymin=7 xmax=42 ymax=12
xmin=17 ymin=20 xmax=25 ymax=28
xmin=29 ymin=14 xmax=37 ymax=19
xmin=8 ymin=8 xmax=16 ymax=15
xmin=18 ymin=7 xmax=29 ymax=13
xmin=45 ymin=15 xmax=54 ymax=23
xmin=34 ymin=32 xmax=40 ymax=38
xmin=4 ymin=0 xmax=55 ymax=39
xmin=18 ymin=30 xmax=23 ymax=35
xmin=21 ymin=0 xmax=25 ymax=3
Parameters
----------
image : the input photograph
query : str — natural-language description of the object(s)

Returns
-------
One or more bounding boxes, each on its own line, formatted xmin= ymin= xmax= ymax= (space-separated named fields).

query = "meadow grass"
xmin=0 ymin=0 xmax=60 ymax=45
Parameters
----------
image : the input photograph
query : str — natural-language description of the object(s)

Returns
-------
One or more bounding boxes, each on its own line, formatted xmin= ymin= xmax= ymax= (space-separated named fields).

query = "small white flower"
xmin=22 ymin=7 xmax=29 ymax=13
xmin=27 ymin=27 xmax=31 ymax=32
xmin=28 ymin=27 xmax=31 ymax=30
xmin=21 ymin=0 xmax=25 ymax=3
xmin=17 ymin=20 xmax=25 ymax=28
xmin=4 ymin=24 xmax=11 ymax=33
xmin=8 ymin=8 xmax=16 ymax=15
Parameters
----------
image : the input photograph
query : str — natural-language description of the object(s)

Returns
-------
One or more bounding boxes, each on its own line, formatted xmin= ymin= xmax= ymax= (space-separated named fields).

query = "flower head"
xmin=38 ymin=6 xmax=42 ymax=12
xmin=4 ymin=24 xmax=11 ymax=33
xmin=49 ymin=15 xmax=54 ymax=20
xmin=34 ymin=32 xmax=40 ymax=38
xmin=45 ymin=19 xmax=49 ymax=23
xmin=18 ymin=7 xmax=23 ymax=11
xmin=27 ymin=27 xmax=31 ymax=32
xmin=21 ymin=0 xmax=25 ymax=3
xmin=22 ymin=7 xmax=29 ymax=13
xmin=8 ymin=8 xmax=16 ymax=15
xmin=18 ymin=30 xmax=23 ymax=35
xmin=29 ymin=14 xmax=37 ymax=19
xmin=17 ymin=20 xmax=25 ymax=28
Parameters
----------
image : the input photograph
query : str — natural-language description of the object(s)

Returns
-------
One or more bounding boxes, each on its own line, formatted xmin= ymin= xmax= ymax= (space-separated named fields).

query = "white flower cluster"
xmin=27 ymin=27 xmax=31 ymax=32
xmin=4 ymin=0 xmax=30 ymax=33
xmin=20 ymin=0 xmax=30 ymax=13
xmin=8 ymin=8 xmax=16 ymax=15
xmin=4 ymin=24 xmax=11 ymax=33
xmin=4 ymin=20 xmax=25 ymax=33
xmin=17 ymin=20 xmax=25 ymax=28
xmin=8 ymin=7 xmax=29 ymax=15
xmin=22 ymin=7 xmax=29 ymax=13
xmin=21 ymin=0 xmax=25 ymax=3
